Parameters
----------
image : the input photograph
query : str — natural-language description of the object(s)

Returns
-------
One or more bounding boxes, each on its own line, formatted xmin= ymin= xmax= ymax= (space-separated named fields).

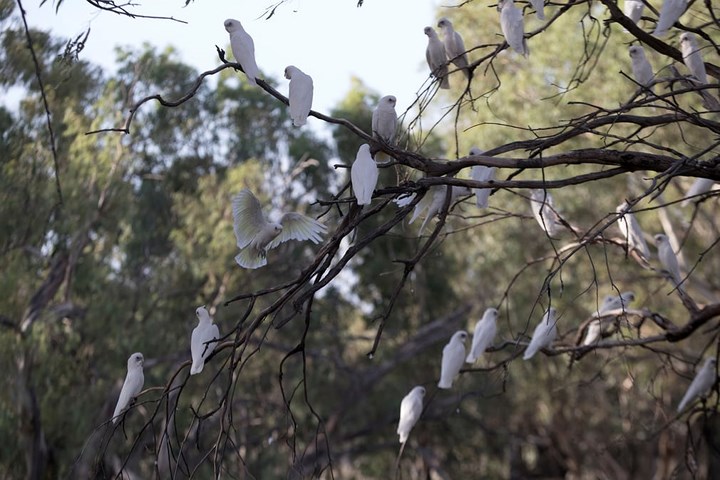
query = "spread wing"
xmin=409 ymin=187 xmax=439 ymax=224
xmin=232 ymin=189 xmax=268 ymax=250
xmin=268 ymin=212 xmax=327 ymax=249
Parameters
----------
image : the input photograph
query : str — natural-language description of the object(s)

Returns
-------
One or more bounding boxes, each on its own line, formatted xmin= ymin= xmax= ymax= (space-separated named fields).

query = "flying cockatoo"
xmin=112 ymin=352 xmax=144 ymax=424
xmin=523 ymin=308 xmax=558 ymax=360
xmin=498 ymin=0 xmax=528 ymax=57
xmin=628 ymin=46 xmax=655 ymax=92
xmin=624 ymin=0 xmax=645 ymax=25
xmin=653 ymin=0 xmax=687 ymax=37
xmin=530 ymin=0 xmax=545 ymax=20
xmin=437 ymin=18 xmax=471 ymax=79
xmin=409 ymin=185 xmax=470 ymax=235
xmin=351 ymin=144 xmax=379 ymax=206
xmin=224 ymin=18 xmax=259 ymax=86
xmin=654 ymin=234 xmax=682 ymax=285
xmin=469 ymin=147 xmax=496 ymax=208
xmin=677 ymin=358 xmax=717 ymax=412
xmin=530 ymin=189 xmax=562 ymax=236
xmin=190 ymin=306 xmax=220 ymax=375
xmin=438 ymin=330 xmax=468 ymax=389
xmin=581 ymin=320 xmax=602 ymax=346
xmin=596 ymin=291 xmax=635 ymax=316
xmin=466 ymin=308 xmax=498 ymax=363
xmin=397 ymin=386 xmax=425 ymax=443
xmin=679 ymin=33 xmax=708 ymax=85
xmin=231 ymin=189 xmax=327 ymax=269
xmin=424 ymin=26 xmax=449 ymax=89
xmin=616 ymin=202 xmax=651 ymax=260
xmin=284 ymin=65 xmax=313 ymax=127
xmin=682 ymin=178 xmax=715 ymax=206
xmin=372 ymin=95 xmax=398 ymax=145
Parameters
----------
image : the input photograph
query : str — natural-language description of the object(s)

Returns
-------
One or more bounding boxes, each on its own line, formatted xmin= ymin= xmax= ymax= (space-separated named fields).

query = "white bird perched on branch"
xmin=466 ymin=308 xmax=498 ymax=363
xmin=424 ymin=26 xmax=449 ymax=89
xmin=469 ymin=147 xmax=496 ymax=208
xmin=112 ymin=352 xmax=144 ymax=424
xmin=596 ymin=291 xmax=635 ymax=316
xmin=652 ymin=0 xmax=687 ymax=37
xmin=231 ymin=189 xmax=327 ymax=269
xmin=498 ymin=0 xmax=528 ymax=58
xmin=529 ymin=189 xmax=562 ymax=236
xmin=351 ymin=144 xmax=379 ymax=206
xmin=409 ymin=185 xmax=470 ymax=235
xmin=190 ymin=306 xmax=220 ymax=375
xmin=623 ymin=0 xmax=645 ymax=25
xmin=438 ymin=330 xmax=467 ymax=389
xmin=372 ymin=95 xmax=397 ymax=162
xmin=679 ymin=33 xmax=708 ymax=85
xmin=224 ymin=18 xmax=259 ymax=86
xmin=616 ymin=202 xmax=651 ymax=260
xmin=523 ymin=308 xmax=558 ymax=360
xmin=437 ymin=18 xmax=471 ymax=79
xmin=654 ymin=234 xmax=682 ymax=286
xmin=284 ymin=65 xmax=313 ymax=127
xmin=677 ymin=358 xmax=717 ymax=412
xmin=397 ymin=386 xmax=425 ymax=444
xmin=628 ymin=46 xmax=655 ymax=92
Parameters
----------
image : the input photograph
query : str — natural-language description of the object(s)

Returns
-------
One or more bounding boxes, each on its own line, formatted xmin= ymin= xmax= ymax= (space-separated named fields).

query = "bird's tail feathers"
xmin=190 ymin=361 xmax=204 ymax=375
xmin=235 ymin=249 xmax=267 ymax=269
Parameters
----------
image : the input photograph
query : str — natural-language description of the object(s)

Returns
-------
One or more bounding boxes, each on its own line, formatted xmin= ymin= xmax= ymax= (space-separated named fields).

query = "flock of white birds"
xmin=111 ymin=7 xmax=717 ymax=452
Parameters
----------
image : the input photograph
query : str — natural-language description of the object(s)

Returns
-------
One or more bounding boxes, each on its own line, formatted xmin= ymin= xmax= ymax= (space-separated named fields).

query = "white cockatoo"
xmin=437 ymin=18 xmax=471 ymax=79
xmin=596 ymin=291 xmax=635 ymax=316
xmin=530 ymin=0 xmax=545 ymax=20
xmin=654 ymin=234 xmax=682 ymax=285
xmin=466 ymin=308 xmax=498 ymax=363
xmin=438 ymin=330 xmax=468 ymax=389
xmin=351 ymin=144 xmax=379 ymax=206
xmin=677 ymin=358 xmax=717 ymax=412
xmin=224 ymin=18 xmax=259 ymax=85
xmin=628 ymin=46 xmax=655 ymax=92
xmin=616 ymin=202 xmax=651 ymax=260
xmin=112 ymin=352 xmax=144 ymax=424
xmin=409 ymin=185 xmax=470 ymax=235
xmin=231 ymin=189 xmax=327 ymax=269
xmin=284 ymin=65 xmax=313 ymax=127
xmin=530 ymin=189 xmax=562 ymax=236
xmin=190 ymin=306 xmax=220 ymax=375
xmin=424 ymin=26 xmax=449 ymax=89
xmin=498 ymin=0 xmax=528 ymax=57
xmin=523 ymin=308 xmax=558 ymax=360
xmin=679 ymin=33 xmax=708 ymax=85
xmin=469 ymin=147 xmax=496 ymax=208
xmin=653 ymin=0 xmax=687 ymax=37
xmin=397 ymin=386 xmax=425 ymax=443
xmin=372 ymin=95 xmax=398 ymax=145
xmin=682 ymin=178 xmax=715 ymax=206
xmin=624 ymin=0 xmax=645 ymax=25
xmin=581 ymin=320 xmax=602 ymax=346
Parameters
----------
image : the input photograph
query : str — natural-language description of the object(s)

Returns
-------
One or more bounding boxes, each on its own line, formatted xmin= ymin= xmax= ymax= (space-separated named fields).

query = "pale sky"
xmin=18 ymin=0 xmax=451 ymax=116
